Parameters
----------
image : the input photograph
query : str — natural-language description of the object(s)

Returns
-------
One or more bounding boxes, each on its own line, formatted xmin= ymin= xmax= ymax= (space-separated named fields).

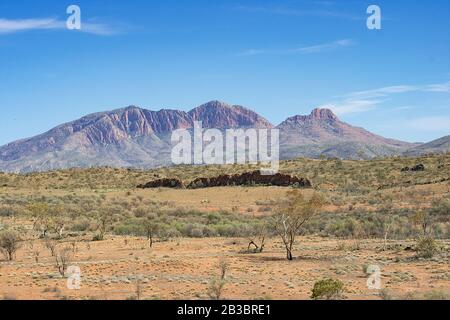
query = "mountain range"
xmin=0 ymin=100 xmax=448 ymax=173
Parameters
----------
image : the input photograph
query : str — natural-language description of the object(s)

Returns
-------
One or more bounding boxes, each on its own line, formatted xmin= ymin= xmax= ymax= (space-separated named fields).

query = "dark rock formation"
xmin=137 ymin=178 xmax=184 ymax=189
xmin=401 ymin=164 xmax=425 ymax=172
xmin=186 ymin=170 xmax=311 ymax=189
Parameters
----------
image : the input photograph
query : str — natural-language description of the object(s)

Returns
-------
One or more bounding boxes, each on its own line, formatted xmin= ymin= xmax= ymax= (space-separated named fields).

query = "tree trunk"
xmin=248 ymin=241 xmax=258 ymax=251
xmin=148 ymin=234 xmax=153 ymax=248
xmin=286 ymin=248 xmax=293 ymax=261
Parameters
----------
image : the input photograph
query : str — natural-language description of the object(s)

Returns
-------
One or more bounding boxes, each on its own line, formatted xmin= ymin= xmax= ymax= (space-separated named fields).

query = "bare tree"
xmin=0 ymin=230 xmax=21 ymax=261
xmin=28 ymin=203 xmax=51 ymax=238
xmin=45 ymin=238 xmax=57 ymax=257
xmin=55 ymin=247 xmax=72 ymax=277
xmin=95 ymin=211 xmax=112 ymax=241
xmin=27 ymin=241 xmax=41 ymax=263
xmin=271 ymin=191 xmax=326 ymax=260
xmin=411 ymin=210 xmax=433 ymax=236
xmin=247 ymin=223 xmax=267 ymax=253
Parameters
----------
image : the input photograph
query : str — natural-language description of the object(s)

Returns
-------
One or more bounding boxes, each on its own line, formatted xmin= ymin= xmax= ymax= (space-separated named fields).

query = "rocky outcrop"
xmin=186 ymin=170 xmax=311 ymax=189
xmin=137 ymin=178 xmax=184 ymax=189
xmin=401 ymin=164 xmax=425 ymax=172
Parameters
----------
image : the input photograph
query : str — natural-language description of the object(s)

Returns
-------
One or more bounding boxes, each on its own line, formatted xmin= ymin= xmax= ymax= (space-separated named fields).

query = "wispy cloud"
xmin=237 ymin=39 xmax=354 ymax=57
xmin=324 ymin=81 xmax=450 ymax=115
xmin=320 ymin=99 xmax=385 ymax=115
xmin=0 ymin=17 xmax=119 ymax=35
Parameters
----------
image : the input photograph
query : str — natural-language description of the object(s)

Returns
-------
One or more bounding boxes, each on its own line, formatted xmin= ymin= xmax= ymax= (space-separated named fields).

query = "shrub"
xmin=0 ymin=206 xmax=18 ymax=217
xmin=311 ymin=279 xmax=344 ymax=300
xmin=0 ymin=230 xmax=21 ymax=261
xmin=416 ymin=237 xmax=439 ymax=259
xmin=423 ymin=290 xmax=448 ymax=300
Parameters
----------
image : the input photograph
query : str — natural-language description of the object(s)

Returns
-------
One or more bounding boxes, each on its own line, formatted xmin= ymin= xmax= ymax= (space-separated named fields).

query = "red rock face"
xmin=0 ymin=102 xmax=271 ymax=162
xmin=188 ymin=101 xmax=273 ymax=129
xmin=277 ymin=108 xmax=411 ymax=147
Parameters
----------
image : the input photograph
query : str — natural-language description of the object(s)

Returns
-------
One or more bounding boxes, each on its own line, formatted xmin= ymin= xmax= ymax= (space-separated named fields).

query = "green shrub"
xmin=416 ymin=237 xmax=439 ymax=259
xmin=311 ymin=279 xmax=344 ymax=300
xmin=423 ymin=290 xmax=448 ymax=300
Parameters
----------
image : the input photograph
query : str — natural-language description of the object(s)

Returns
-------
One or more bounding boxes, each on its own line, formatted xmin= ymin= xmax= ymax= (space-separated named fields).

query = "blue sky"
xmin=0 ymin=0 xmax=449 ymax=145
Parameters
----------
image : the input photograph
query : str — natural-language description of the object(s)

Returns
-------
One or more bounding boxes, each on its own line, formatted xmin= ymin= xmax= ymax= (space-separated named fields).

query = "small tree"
xmin=55 ymin=247 xmax=72 ymax=277
xmin=411 ymin=210 xmax=432 ymax=236
xmin=271 ymin=191 xmax=326 ymax=260
xmin=142 ymin=213 xmax=159 ymax=247
xmin=207 ymin=258 xmax=229 ymax=300
xmin=45 ymin=238 xmax=57 ymax=257
xmin=28 ymin=203 xmax=51 ymax=238
xmin=0 ymin=230 xmax=21 ymax=261
xmin=94 ymin=211 xmax=111 ymax=241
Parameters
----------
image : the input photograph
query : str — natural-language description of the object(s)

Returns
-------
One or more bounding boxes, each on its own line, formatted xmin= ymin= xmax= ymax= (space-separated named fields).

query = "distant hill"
xmin=404 ymin=135 xmax=450 ymax=156
xmin=0 ymin=101 xmax=421 ymax=173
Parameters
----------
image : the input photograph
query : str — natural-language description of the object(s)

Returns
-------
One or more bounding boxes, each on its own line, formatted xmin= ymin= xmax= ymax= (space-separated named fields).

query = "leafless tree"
xmin=55 ymin=247 xmax=72 ymax=277
xmin=95 ymin=211 xmax=112 ymax=241
xmin=247 ymin=224 xmax=267 ymax=253
xmin=45 ymin=238 xmax=57 ymax=257
xmin=271 ymin=191 xmax=326 ymax=260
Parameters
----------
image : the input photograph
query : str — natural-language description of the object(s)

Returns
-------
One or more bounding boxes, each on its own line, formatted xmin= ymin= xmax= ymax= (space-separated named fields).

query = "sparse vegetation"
xmin=0 ymin=154 xmax=448 ymax=299
xmin=311 ymin=278 xmax=345 ymax=300
xmin=207 ymin=258 xmax=229 ymax=300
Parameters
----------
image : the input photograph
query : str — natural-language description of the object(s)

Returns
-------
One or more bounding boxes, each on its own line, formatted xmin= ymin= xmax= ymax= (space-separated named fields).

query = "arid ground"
xmin=0 ymin=155 xmax=449 ymax=300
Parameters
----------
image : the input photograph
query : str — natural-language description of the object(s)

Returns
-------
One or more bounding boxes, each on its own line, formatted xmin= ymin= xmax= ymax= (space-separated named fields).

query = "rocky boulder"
xmin=137 ymin=178 xmax=184 ymax=189
xmin=186 ymin=170 xmax=311 ymax=189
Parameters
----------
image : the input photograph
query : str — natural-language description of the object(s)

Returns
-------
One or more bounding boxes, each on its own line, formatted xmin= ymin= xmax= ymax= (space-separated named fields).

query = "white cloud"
xmin=0 ymin=18 xmax=61 ymax=33
xmin=324 ymin=81 xmax=450 ymax=115
xmin=237 ymin=39 xmax=353 ymax=56
xmin=323 ymin=99 xmax=384 ymax=115
xmin=425 ymin=81 xmax=450 ymax=93
xmin=0 ymin=17 xmax=118 ymax=35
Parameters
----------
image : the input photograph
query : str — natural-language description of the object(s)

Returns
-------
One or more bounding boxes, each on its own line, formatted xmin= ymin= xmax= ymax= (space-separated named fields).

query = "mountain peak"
xmin=188 ymin=101 xmax=273 ymax=129
xmin=310 ymin=107 xmax=338 ymax=121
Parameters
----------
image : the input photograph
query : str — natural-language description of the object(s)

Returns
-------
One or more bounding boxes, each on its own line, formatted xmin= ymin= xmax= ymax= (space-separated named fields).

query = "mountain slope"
xmin=0 ymin=102 xmax=420 ymax=173
xmin=277 ymin=108 xmax=416 ymax=159
xmin=404 ymin=135 xmax=450 ymax=156
xmin=0 ymin=101 xmax=273 ymax=172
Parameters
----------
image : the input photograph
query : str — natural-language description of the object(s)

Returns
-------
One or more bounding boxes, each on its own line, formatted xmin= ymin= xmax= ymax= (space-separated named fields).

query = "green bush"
xmin=311 ymin=279 xmax=344 ymax=300
xmin=416 ymin=237 xmax=439 ymax=259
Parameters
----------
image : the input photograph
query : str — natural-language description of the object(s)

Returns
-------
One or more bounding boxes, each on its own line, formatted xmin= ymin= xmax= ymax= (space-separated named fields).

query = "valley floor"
xmin=1 ymin=236 xmax=449 ymax=300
